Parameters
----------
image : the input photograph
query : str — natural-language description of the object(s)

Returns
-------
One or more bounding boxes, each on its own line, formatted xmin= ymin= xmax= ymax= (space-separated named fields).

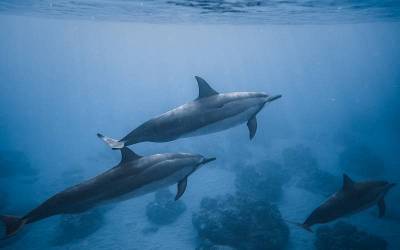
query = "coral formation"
xmin=235 ymin=160 xmax=289 ymax=202
xmin=193 ymin=194 xmax=289 ymax=250
xmin=51 ymin=207 xmax=109 ymax=246
xmin=146 ymin=188 xmax=186 ymax=225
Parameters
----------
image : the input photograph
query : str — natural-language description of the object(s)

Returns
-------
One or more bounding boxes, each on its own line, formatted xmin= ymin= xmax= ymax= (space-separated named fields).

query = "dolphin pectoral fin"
xmin=119 ymin=147 xmax=141 ymax=165
xmin=97 ymin=133 xmax=125 ymax=149
xmin=378 ymin=198 xmax=386 ymax=218
xmin=195 ymin=76 xmax=219 ymax=99
xmin=247 ymin=116 xmax=257 ymax=140
xmin=0 ymin=215 xmax=27 ymax=239
xmin=175 ymin=177 xmax=188 ymax=201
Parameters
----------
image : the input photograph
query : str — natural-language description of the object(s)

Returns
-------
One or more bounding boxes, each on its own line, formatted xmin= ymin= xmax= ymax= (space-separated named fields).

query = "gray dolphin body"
xmin=97 ymin=76 xmax=281 ymax=149
xmin=297 ymin=174 xmax=396 ymax=232
xmin=0 ymin=148 xmax=215 ymax=238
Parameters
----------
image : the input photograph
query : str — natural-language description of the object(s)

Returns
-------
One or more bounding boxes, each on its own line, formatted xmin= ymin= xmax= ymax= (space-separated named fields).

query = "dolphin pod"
xmin=0 ymin=76 xmax=280 ymax=239
xmin=0 ymin=147 xmax=215 ymax=238
xmin=97 ymin=76 xmax=282 ymax=149
xmin=1 ymin=76 xmax=396 ymax=239
xmin=294 ymin=174 xmax=396 ymax=232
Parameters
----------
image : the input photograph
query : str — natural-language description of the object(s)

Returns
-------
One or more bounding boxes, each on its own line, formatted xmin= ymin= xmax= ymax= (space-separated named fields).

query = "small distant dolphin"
xmin=295 ymin=174 xmax=396 ymax=232
xmin=97 ymin=76 xmax=281 ymax=149
xmin=0 ymin=148 xmax=215 ymax=238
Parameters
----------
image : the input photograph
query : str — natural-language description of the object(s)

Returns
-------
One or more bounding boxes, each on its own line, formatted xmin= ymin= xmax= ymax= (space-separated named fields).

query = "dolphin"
xmin=0 ymin=148 xmax=215 ymax=238
xmin=97 ymin=76 xmax=282 ymax=149
xmin=295 ymin=174 xmax=396 ymax=232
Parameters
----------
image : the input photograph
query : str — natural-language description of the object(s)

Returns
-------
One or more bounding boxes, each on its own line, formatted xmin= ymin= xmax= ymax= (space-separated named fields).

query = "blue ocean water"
xmin=0 ymin=1 xmax=399 ymax=249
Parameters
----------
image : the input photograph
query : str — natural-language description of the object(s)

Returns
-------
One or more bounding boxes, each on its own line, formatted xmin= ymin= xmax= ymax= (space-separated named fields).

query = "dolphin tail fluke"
xmin=0 ymin=215 xmax=26 ymax=239
xmin=97 ymin=133 xmax=125 ymax=149
xmin=285 ymin=220 xmax=313 ymax=233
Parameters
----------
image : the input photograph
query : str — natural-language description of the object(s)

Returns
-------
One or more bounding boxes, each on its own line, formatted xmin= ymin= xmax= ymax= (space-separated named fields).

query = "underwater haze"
xmin=0 ymin=1 xmax=400 ymax=250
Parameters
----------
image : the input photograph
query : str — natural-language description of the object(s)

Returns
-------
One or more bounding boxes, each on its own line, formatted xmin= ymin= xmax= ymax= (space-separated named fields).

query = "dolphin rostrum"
xmin=0 ymin=148 xmax=215 ymax=238
xmin=97 ymin=76 xmax=282 ymax=149
xmin=295 ymin=174 xmax=396 ymax=232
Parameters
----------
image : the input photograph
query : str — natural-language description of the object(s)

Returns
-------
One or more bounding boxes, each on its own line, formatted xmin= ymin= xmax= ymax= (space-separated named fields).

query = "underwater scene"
xmin=0 ymin=1 xmax=400 ymax=250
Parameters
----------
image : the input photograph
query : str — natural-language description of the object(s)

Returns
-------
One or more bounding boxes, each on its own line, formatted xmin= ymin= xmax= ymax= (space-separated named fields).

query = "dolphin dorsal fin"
xmin=342 ymin=174 xmax=355 ymax=191
xmin=119 ymin=147 xmax=141 ymax=165
xmin=195 ymin=76 xmax=218 ymax=99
